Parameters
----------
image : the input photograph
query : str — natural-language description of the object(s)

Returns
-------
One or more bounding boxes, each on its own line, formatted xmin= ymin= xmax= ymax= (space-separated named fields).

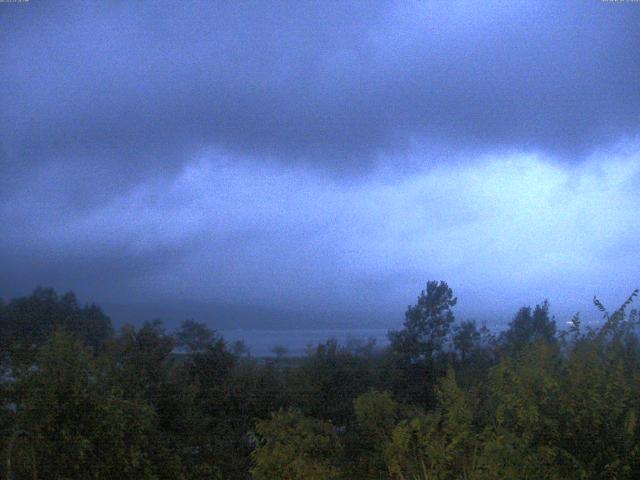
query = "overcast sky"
xmin=1 ymin=1 xmax=639 ymax=329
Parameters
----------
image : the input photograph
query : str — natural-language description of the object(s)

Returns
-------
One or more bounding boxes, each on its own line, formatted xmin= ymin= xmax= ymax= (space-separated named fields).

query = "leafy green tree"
xmin=384 ymin=369 xmax=480 ymax=480
xmin=251 ymin=409 xmax=342 ymax=480
xmin=452 ymin=320 xmax=481 ymax=363
xmin=348 ymin=390 xmax=400 ymax=479
xmin=389 ymin=281 xmax=457 ymax=363
xmin=288 ymin=337 xmax=378 ymax=425
xmin=500 ymin=300 xmax=556 ymax=354
xmin=231 ymin=339 xmax=250 ymax=358
xmin=175 ymin=319 xmax=216 ymax=353
xmin=478 ymin=342 xmax=568 ymax=479
xmin=1 ymin=288 xmax=112 ymax=366
xmin=103 ymin=321 xmax=191 ymax=478
xmin=108 ymin=319 xmax=175 ymax=403
xmin=172 ymin=322 xmax=252 ymax=478
xmin=556 ymin=294 xmax=640 ymax=479
xmin=452 ymin=320 xmax=496 ymax=388
xmin=387 ymin=281 xmax=457 ymax=407
xmin=385 ymin=411 xmax=443 ymax=480
xmin=6 ymin=329 xmax=157 ymax=480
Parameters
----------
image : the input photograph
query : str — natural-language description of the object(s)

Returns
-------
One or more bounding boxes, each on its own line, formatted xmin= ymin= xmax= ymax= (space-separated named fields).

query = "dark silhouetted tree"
xmin=0 ymin=288 xmax=112 ymax=365
xmin=175 ymin=319 xmax=216 ymax=353
xmin=500 ymin=300 xmax=556 ymax=354
xmin=387 ymin=281 xmax=457 ymax=407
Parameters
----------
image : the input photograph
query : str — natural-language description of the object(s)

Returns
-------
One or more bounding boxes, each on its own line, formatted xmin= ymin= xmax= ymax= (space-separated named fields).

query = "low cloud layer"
xmin=3 ymin=145 xmax=638 ymax=326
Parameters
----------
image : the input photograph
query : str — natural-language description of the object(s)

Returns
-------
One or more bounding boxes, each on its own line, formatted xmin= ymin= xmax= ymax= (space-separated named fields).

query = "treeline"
xmin=1 ymin=283 xmax=639 ymax=479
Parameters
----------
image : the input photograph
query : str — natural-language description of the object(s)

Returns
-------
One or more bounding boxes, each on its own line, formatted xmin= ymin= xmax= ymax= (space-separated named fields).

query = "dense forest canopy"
xmin=1 ymin=282 xmax=639 ymax=479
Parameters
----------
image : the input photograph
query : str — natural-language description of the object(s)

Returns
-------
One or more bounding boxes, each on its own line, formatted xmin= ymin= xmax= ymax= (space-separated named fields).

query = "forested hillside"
xmin=1 ymin=282 xmax=639 ymax=479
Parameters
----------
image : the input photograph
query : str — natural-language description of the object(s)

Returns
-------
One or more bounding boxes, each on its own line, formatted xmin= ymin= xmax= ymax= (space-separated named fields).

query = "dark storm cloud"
xmin=2 ymin=0 xmax=639 ymax=182
xmin=1 ymin=1 xmax=639 ymax=330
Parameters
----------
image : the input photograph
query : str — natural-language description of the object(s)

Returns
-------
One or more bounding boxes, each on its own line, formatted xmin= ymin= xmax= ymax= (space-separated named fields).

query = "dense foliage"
xmin=1 ymin=282 xmax=639 ymax=479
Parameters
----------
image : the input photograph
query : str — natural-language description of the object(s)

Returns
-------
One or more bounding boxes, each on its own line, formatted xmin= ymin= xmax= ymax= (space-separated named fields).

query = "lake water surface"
xmin=221 ymin=319 xmax=600 ymax=357
xmin=221 ymin=328 xmax=390 ymax=357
